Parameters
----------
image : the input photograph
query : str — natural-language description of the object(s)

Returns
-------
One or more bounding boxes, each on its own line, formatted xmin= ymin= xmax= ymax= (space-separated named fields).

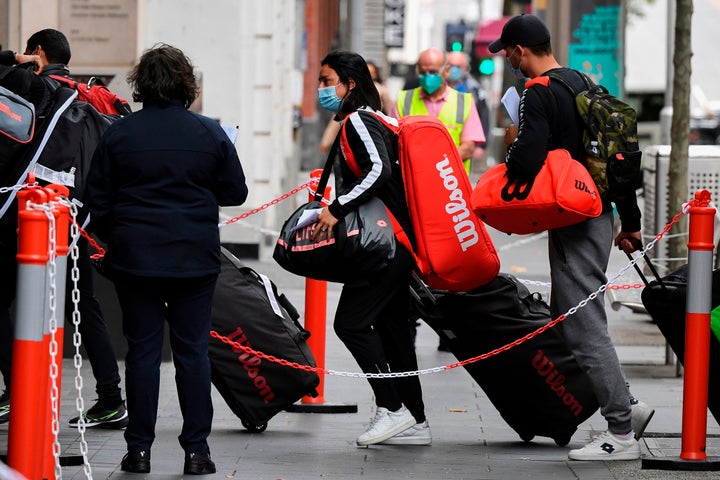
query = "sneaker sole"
xmin=568 ymin=450 xmax=641 ymax=461
xmin=380 ymin=436 xmax=432 ymax=446
xmin=68 ymin=411 xmax=129 ymax=429
xmin=356 ymin=416 xmax=416 ymax=446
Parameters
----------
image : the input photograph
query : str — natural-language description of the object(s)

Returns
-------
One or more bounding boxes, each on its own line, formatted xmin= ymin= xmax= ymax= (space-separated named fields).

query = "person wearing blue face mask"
xmin=314 ymin=50 xmax=431 ymax=447
xmin=489 ymin=13 xmax=652 ymax=462
xmin=390 ymin=48 xmax=485 ymax=176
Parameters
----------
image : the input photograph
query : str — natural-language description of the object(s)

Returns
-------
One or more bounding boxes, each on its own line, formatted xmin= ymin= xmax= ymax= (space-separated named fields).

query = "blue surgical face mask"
xmin=418 ymin=73 xmax=444 ymax=95
xmin=318 ymin=84 xmax=343 ymax=112
xmin=506 ymin=47 xmax=525 ymax=80
xmin=448 ymin=65 xmax=464 ymax=82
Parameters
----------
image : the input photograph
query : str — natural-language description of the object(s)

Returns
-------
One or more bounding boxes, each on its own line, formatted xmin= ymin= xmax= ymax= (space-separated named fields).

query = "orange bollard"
xmin=302 ymin=169 xmax=330 ymax=404
xmin=643 ymin=189 xmax=720 ymax=471
xmin=8 ymin=187 xmax=51 ymax=480
xmin=286 ymin=170 xmax=356 ymax=414
xmin=681 ymin=190 xmax=715 ymax=461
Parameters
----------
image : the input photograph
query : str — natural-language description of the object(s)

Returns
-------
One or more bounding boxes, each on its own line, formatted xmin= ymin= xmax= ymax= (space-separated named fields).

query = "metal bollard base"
xmin=642 ymin=456 xmax=720 ymax=471
xmin=285 ymin=402 xmax=358 ymax=414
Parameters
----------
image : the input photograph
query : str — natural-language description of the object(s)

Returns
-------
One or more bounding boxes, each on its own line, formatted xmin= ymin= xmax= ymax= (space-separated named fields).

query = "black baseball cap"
xmin=488 ymin=14 xmax=551 ymax=53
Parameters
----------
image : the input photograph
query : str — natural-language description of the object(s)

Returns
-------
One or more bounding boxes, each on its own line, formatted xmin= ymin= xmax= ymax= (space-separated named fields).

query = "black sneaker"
xmin=0 ymin=391 xmax=9 ymax=424
xmin=68 ymin=400 xmax=128 ymax=429
xmin=184 ymin=451 xmax=216 ymax=475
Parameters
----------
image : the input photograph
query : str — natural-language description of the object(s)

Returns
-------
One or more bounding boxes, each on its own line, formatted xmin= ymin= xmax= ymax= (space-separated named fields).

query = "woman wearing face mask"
xmin=314 ymin=50 xmax=431 ymax=447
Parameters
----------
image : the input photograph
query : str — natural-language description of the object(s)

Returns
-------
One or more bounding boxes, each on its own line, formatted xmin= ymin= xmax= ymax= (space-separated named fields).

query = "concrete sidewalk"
xmin=3 ymin=228 xmax=720 ymax=479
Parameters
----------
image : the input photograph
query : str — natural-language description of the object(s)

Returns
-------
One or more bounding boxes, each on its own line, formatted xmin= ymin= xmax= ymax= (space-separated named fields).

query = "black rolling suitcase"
xmin=209 ymin=248 xmax=320 ymax=432
xmin=640 ymin=262 xmax=720 ymax=424
xmin=411 ymin=273 xmax=599 ymax=446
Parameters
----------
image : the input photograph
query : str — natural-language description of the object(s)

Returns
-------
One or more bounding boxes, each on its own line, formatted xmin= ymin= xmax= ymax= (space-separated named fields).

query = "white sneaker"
xmin=380 ymin=420 xmax=432 ymax=446
xmin=356 ymin=406 xmax=416 ymax=446
xmin=568 ymin=431 xmax=641 ymax=461
xmin=630 ymin=399 xmax=655 ymax=440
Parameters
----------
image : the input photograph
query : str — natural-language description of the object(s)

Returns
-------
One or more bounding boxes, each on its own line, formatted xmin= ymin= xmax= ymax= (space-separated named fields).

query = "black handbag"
xmin=273 ymin=134 xmax=396 ymax=283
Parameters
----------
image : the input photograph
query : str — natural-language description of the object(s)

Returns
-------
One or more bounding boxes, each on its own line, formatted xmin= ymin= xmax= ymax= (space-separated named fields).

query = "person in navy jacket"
xmin=85 ymin=44 xmax=247 ymax=475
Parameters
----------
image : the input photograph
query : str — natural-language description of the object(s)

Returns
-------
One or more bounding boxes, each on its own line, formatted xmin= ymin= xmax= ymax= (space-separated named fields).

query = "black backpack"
xmin=0 ymin=78 xmax=117 ymax=225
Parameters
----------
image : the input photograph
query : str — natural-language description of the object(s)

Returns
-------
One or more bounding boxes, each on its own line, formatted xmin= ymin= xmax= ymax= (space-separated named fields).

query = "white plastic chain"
xmin=63 ymin=200 xmax=93 ymax=479
xmin=0 ymin=182 xmax=37 ymax=194
xmin=31 ymin=202 xmax=62 ymax=480
xmin=314 ymin=227 xmax=665 ymax=380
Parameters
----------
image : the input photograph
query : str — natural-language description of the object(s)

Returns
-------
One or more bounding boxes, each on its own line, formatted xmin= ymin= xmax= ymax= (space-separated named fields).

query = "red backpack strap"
xmin=339 ymin=119 xmax=362 ymax=178
xmin=341 ymin=110 xmax=401 ymax=177
xmin=525 ymin=76 xmax=550 ymax=88
xmin=48 ymin=74 xmax=77 ymax=89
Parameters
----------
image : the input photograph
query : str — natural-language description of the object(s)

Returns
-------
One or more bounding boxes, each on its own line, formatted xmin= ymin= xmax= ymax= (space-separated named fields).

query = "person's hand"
xmin=311 ymin=207 xmax=339 ymax=242
xmin=614 ymin=231 xmax=642 ymax=254
xmin=15 ymin=53 xmax=42 ymax=73
xmin=504 ymin=124 xmax=518 ymax=147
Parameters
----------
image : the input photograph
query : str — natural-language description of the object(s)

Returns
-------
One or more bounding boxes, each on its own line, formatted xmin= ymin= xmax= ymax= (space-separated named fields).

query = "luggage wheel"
xmin=241 ymin=420 xmax=268 ymax=433
xmin=519 ymin=433 xmax=534 ymax=443
xmin=554 ymin=435 xmax=571 ymax=447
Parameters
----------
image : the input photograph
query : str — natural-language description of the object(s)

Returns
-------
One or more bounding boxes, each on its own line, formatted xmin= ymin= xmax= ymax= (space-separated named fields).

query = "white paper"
xmin=290 ymin=207 xmax=323 ymax=233
xmin=222 ymin=125 xmax=239 ymax=144
xmin=501 ymin=87 xmax=521 ymax=125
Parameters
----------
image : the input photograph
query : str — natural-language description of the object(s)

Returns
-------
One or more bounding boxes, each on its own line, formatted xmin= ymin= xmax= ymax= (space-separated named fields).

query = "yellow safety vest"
xmin=396 ymin=87 xmax=474 ymax=173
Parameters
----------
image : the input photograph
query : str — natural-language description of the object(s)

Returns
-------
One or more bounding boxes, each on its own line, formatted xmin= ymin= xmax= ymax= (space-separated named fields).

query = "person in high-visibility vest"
xmin=390 ymin=47 xmax=485 ymax=176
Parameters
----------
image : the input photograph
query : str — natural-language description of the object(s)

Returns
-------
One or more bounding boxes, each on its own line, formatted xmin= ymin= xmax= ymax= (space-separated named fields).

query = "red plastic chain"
xmin=69 ymin=216 xmax=107 ymax=259
xmin=607 ymin=283 xmax=645 ymax=290
xmin=208 ymin=199 xmax=697 ymax=376
xmin=80 ymin=180 xmax=317 ymax=259
xmin=210 ymin=330 xmax=330 ymax=375
xmin=223 ymin=181 xmax=314 ymax=226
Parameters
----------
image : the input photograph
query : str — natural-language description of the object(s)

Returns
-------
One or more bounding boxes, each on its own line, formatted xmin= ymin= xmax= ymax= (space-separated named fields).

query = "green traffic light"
xmin=479 ymin=58 xmax=495 ymax=75
xmin=451 ymin=41 xmax=463 ymax=52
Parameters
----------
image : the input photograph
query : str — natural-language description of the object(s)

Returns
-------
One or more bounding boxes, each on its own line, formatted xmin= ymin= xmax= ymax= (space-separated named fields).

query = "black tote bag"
xmin=273 ymin=134 xmax=396 ymax=283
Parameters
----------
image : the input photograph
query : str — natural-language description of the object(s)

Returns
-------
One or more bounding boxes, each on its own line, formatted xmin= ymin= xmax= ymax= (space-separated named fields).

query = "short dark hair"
xmin=25 ymin=29 xmax=71 ymax=64
xmin=526 ymin=42 xmax=552 ymax=56
xmin=321 ymin=50 xmax=380 ymax=116
xmin=127 ymin=44 xmax=199 ymax=108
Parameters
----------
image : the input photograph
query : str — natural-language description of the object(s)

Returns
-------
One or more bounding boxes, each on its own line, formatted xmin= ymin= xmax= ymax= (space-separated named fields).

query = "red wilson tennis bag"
xmin=471 ymin=149 xmax=602 ymax=235
xmin=365 ymin=113 xmax=500 ymax=292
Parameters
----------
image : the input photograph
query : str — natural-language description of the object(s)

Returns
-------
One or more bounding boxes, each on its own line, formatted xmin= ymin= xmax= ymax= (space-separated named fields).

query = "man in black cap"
xmin=489 ymin=14 xmax=652 ymax=461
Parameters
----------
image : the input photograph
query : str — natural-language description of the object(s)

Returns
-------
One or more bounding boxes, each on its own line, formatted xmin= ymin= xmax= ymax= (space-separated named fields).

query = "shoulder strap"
xmin=545 ymin=70 xmax=577 ymax=97
xmin=48 ymin=74 xmax=75 ymax=88
xmin=546 ymin=70 xmax=602 ymax=96
xmin=314 ymin=128 xmax=341 ymax=202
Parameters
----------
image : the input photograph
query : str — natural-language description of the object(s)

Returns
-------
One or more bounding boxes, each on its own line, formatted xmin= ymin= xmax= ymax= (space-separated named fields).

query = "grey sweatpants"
xmin=549 ymin=210 xmax=632 ymax=434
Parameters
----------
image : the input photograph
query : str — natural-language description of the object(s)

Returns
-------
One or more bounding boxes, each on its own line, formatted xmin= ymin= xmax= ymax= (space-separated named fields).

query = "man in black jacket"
xmin=489 ymin=14 xmax=652 ymax=461
xmin=0 ymin=29 xmax=127 ymax=429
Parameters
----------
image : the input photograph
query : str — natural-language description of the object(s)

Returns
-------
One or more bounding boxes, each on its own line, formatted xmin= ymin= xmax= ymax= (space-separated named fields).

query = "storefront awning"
xmin=473 ymin=16 xmax=511 ymax=58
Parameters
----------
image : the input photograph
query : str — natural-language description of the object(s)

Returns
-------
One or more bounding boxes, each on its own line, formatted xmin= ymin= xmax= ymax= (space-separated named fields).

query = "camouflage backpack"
xmin=547 ymin=71 xmax=642 ymax=202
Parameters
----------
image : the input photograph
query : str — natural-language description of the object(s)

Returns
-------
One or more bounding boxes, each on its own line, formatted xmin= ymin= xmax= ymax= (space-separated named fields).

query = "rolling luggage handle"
xmin=624 ymin=237 xmax=667 ymax=291
xmin=219 ymin=246 xmax=309 ymax=342
xmin=622 ymin=238 xmax=681 ymax=370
